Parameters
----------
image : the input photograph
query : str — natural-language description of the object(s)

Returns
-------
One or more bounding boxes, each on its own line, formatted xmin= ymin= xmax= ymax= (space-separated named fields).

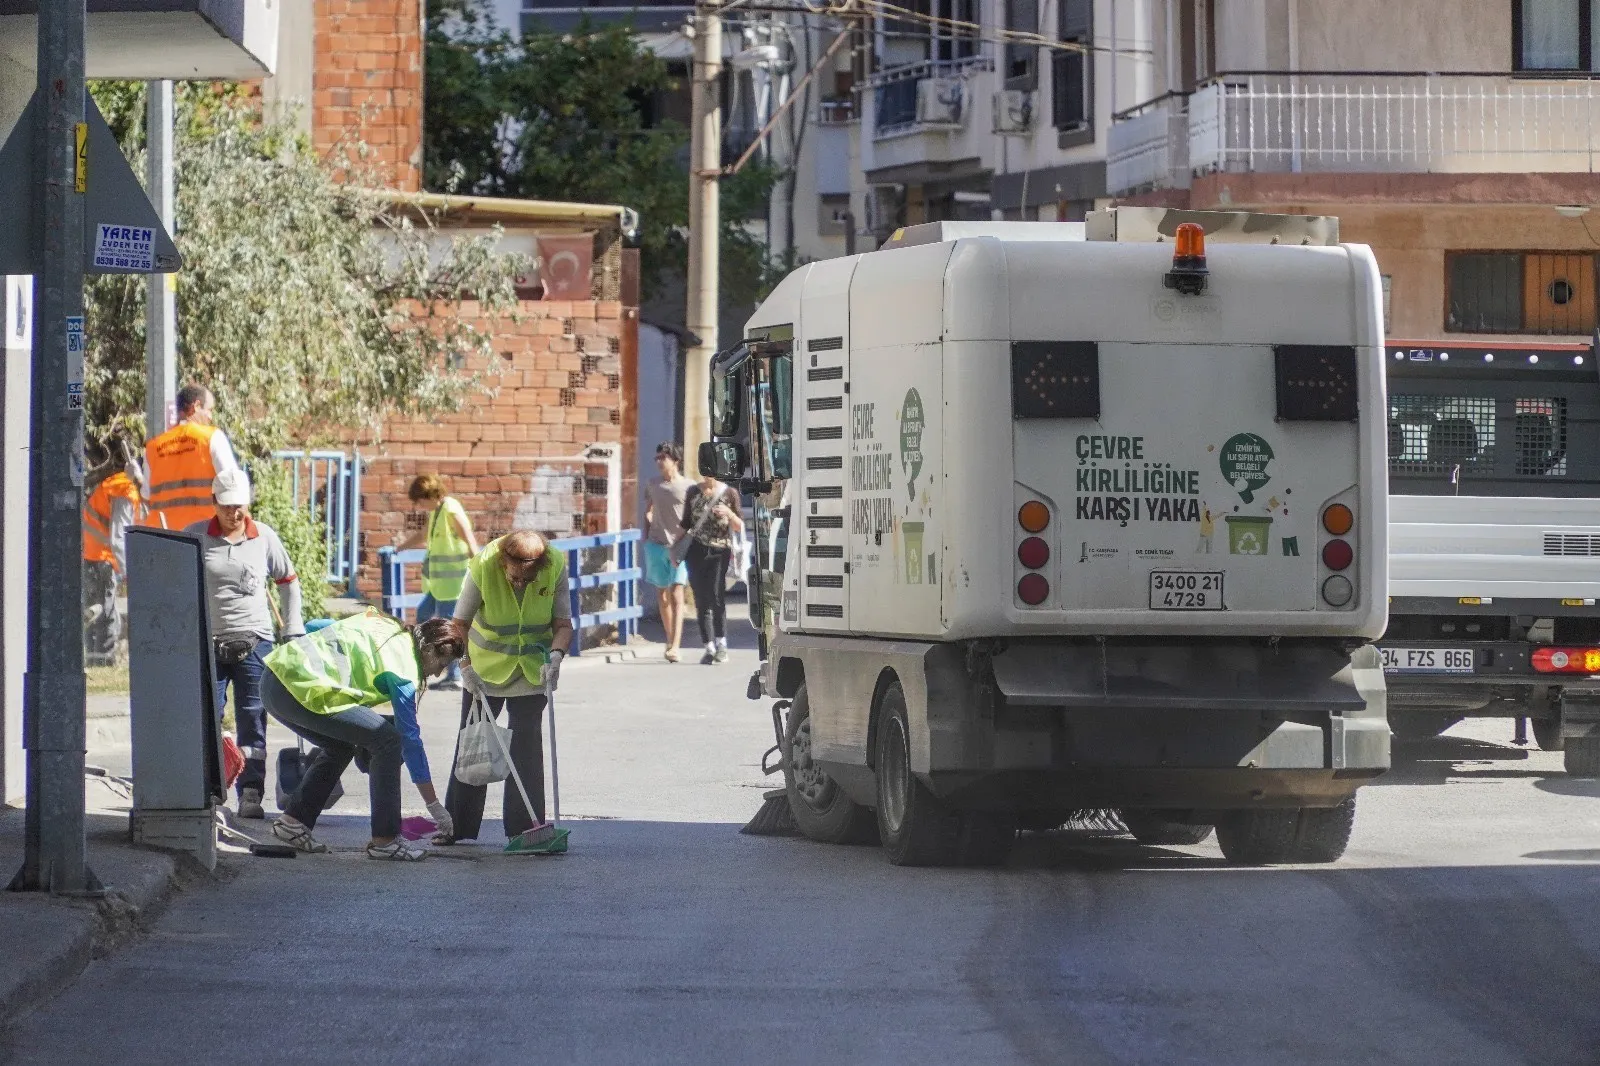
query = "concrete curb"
xmin=0 ymin=815 xmax=223 ymax=1029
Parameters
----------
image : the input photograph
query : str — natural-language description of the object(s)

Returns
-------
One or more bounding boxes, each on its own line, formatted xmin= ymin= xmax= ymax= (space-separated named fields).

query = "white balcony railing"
xmin=1107 ymin=92 xmax=1191 ymax=194
xmin=1109 ymin=72 xmax=1600 ymax=194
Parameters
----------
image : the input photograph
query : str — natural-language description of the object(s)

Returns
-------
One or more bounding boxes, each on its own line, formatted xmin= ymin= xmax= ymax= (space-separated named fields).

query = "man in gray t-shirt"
xmin=185 ymin=468 xmax=305 ymax=819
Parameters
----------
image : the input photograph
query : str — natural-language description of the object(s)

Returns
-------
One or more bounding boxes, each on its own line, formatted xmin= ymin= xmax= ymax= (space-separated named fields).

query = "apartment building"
xmin=775 ymin=0 xmax=1146 ymax=260
xmin=1107 ymin=0 xmax=1600 ymax=344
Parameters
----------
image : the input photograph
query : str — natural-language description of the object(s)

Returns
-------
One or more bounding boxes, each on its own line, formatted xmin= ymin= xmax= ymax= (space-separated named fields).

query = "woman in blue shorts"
xmin=643 ymin=443 xmax=694 ymax=662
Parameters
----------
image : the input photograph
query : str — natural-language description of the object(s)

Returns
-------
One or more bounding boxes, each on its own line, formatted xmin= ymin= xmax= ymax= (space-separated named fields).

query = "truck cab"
xmin=1379 ymin=339 xmax=1600 ymax=772
xmin=704 ymin=209 xmax=1392 ymax=866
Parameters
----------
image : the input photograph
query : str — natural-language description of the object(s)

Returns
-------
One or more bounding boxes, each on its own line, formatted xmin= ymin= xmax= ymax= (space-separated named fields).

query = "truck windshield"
xmin=1386 ymin=347 xmax=1599 ymax=496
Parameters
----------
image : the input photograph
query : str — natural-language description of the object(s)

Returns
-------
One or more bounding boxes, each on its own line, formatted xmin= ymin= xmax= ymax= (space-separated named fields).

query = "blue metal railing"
xmin=377 ymin=529 xmax=643 ymax=658
xmin=273 ymin=450 xmax=363 ymax=596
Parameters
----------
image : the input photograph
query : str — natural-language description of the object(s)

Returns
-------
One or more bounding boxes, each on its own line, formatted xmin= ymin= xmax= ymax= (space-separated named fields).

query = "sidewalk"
xmin=0 ymin=778 xmax=225 ymax=1028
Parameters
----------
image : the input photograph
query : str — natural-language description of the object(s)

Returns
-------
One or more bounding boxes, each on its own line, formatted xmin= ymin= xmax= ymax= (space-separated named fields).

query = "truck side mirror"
xmin=698 ymin=440 xmax=745 ymax=480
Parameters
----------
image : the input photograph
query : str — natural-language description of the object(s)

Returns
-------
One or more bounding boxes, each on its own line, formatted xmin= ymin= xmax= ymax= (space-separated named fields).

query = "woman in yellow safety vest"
xmin=395 ymin=473 xmax=478 ymax=690
xmin=263 ymin=611 xmax=465 ymax=861
xmin=435 ymin=529 xmax=573 ymax=847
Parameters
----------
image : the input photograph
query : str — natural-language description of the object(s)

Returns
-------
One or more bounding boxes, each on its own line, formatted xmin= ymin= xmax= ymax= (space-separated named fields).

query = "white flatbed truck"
xmin=705 ymin=209 xmax=1391 ymax=866
xmin=1379 ymin=338 xmax=1600 ymax=773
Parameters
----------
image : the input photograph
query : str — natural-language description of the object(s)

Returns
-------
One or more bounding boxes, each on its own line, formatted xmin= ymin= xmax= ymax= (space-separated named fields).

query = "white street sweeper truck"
xmin=707 ymin=208 xmax=1391 ymax=866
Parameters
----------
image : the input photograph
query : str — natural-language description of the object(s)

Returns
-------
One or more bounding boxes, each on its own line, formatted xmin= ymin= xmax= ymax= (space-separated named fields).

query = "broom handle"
xmin=546 ymin=690 xmax=560 ymax=826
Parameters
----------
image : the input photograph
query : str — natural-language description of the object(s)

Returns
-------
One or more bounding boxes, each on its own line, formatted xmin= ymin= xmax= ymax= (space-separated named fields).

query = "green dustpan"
xmin=504 ymin=825 xmax=569 ymax=855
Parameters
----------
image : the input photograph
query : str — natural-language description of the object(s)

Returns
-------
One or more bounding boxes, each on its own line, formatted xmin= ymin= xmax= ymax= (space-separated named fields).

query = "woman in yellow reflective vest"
xmin=395 ymin=473 xmax=477 ymax=690
xmin=263 ymin=612 xmax=465 ymax=860
xmin=436 ymin=529 xmax=573 ymax=846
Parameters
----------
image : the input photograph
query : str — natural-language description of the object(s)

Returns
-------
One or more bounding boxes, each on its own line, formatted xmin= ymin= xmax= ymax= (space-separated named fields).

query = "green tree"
xmin=83 ymin=82 xmax=526 ymax=468
xmin=424 ymin=0 xmax=786 ymax=309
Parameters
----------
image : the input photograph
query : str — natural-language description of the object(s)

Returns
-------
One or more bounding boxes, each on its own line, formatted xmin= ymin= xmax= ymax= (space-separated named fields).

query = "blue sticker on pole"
xmin=92 ymin=224 xmax=155 ymax=272
xmin=66 ymin=316 xmax=84 ymax=411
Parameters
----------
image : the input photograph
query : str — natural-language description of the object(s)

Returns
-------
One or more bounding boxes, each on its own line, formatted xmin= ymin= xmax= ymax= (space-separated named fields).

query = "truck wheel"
xmin=1121 ymin=810 xmax=1215 ymax=846
xmin=1564 ymin=737 xmax=1600 ymax=777
xmin=1215 ymin=798 xmax=1356 ymax=865
xmin=783 ymin=684 xmax=876 ymax=845
xmin=1390 ymin=714 xmax=1462 ymax=739
xmin=873 ymin=680 xmax=1014 ymax=867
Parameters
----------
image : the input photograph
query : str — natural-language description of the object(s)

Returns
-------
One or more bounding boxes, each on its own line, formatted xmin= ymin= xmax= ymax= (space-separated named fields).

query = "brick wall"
xmin=313 ymin=0 xmax=424 ymax=191
xmin=353 ymin=300 xmax=628 ymax=597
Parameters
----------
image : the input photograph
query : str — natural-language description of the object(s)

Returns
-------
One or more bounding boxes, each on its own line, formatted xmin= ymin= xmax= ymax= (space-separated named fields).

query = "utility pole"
xmin=684 ymin=0 xmax=721 ymax=463
xmin=11 ymin=0 xmax=97 ymax=894
xmin=145 ymin=81 xmax=176 ymax=437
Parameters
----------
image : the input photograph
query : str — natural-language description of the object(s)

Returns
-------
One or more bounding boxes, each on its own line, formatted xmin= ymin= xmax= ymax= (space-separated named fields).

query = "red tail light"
xmin=1532 ymin=648 xmax=1600 ymax=674
xmin=1321 ymin=539 xmax=1353 ymax=571
xmin=1017 ymin=537 xmax=1050 ymax=569
xmin=1017 ymin=574 xmax=1049 ymax=606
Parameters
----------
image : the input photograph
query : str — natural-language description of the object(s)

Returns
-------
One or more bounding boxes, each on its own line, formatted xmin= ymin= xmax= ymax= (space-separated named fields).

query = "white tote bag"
xmin=453 ymin=692 xmax=513 ymax=787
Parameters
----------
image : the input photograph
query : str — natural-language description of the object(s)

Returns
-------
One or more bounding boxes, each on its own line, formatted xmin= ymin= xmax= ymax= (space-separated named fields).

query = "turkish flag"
xmin=537 ymin=234 xmax=595 ymax=301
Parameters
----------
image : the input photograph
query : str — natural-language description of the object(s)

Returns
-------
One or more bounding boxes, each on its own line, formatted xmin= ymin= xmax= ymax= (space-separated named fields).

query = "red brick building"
xmin=264 ymin=5 xmax=641 ymax=597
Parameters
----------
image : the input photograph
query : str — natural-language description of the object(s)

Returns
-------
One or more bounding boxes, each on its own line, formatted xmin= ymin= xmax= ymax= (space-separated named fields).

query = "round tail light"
xmin=1017 ymin=574 xmax=1049 ymax=606
xmin=1017 ymin=537 xmax=1050 ymax=570
xmin=1321 ymin=574 xmax=1353 ymax=607
xmin=1322 ymin=539 xmax=1353 ymax=571
xmin=1018 ymin=501 xmax=1050 ymax=533
xmin=1321 ymin=503 xmax=1354 ymax=536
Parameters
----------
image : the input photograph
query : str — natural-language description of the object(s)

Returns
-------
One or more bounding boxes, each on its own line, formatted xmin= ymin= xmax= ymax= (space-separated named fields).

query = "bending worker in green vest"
xmin=395 ymin=474 xmax=478 ymax=691
xmin=436 ymin=529 xmax=573 ymax=847
xmin=263 ymin=610 xmax=467 ymax=860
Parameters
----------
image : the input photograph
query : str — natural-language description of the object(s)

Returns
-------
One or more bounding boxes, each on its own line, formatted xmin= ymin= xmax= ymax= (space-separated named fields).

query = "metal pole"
xmin=683 ymin=0 xmax=722 ymax=465
xmin=144 ymin=81 xmax=176 ymax=437
xmin=11 ymin=0 xmax=98 ymax=895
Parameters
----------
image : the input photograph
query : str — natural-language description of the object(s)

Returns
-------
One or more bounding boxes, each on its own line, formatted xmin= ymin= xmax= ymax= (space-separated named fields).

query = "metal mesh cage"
xmin=1388 ymin=394 xmax=1497 ymax=476
xmin=1514 ymin=397 xmax=1569 ymax=476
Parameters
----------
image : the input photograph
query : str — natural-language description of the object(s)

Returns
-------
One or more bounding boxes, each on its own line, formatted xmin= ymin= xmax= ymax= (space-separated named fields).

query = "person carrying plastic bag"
xmin=436 ymin=529 xmax=572 ymax=849
xmin=262 ymin=610 xmax=466 ymax=860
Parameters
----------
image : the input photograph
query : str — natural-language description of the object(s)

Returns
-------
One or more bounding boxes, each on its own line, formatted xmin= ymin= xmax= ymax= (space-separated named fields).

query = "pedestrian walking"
xmin=80 ymin=456 xmax=143 ymax=667
xmin=264 ymin=611 xmax=466 ymax=860
xmin=144 ymin=383 xmax=241 ymax=531
xmin=436 ymin=530 xmax=573 ymax=845
xmin=678 ymin=468 xmax=744 ymax=665
xmin=186 ymin=468 xmax=305 ymax=820
xmin=394 ymin=473 xmax=477 ymax=689
xmin=643 ymin=442 xmax=694 ymax=662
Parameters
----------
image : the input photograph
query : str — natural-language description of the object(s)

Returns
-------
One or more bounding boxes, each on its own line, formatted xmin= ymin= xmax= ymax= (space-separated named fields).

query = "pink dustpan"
xmin=399 ymin=817 xmax=436 ymax=841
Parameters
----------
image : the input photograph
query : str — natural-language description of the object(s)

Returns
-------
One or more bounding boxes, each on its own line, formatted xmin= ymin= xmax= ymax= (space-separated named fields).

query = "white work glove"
xmin=427 ymin=800 xmax=454 ymax=838
xmin=541 ymin=650 xmax=566 ymax=693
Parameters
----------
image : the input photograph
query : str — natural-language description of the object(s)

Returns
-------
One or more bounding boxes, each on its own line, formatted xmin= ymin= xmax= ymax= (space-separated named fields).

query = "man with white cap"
xmin=186 ymin=467 xmax=305 ymax=819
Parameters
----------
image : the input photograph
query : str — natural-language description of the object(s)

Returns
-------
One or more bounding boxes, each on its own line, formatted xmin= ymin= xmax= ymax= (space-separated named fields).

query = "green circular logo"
xmin=1220 ymin=432 xmax=1274 ymax=504
xmin=900 ymin=389 xmax=925 ymax=502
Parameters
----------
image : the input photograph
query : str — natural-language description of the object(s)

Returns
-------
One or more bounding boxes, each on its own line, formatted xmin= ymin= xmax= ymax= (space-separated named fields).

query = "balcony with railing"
xmin=1106 ymin=92 xmax=1191 ymax=195
xmin=1109 ymin=72 xmax=1600 ymax=196
xmin=860 ymin=54 xmax=996 ymax=179
xmin=818 ymin=95 xmax=858 ymax=125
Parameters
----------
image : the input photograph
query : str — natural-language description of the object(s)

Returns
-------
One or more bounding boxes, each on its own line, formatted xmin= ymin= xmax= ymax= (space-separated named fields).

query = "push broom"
xmin=493 ymin=687 xmax=568 ymax=855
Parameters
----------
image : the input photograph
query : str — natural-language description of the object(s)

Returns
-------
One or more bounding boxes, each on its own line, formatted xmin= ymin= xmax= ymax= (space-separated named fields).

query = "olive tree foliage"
xmin=83 ymin=82 xmax=527 ymax=469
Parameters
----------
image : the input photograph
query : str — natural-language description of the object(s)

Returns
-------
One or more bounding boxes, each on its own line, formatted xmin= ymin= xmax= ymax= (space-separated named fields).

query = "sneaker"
xmin=700 ymin=649 xmax=716 ymax=665
xmin=237 ymin=788 xmax=265 ymax=820
xmin=367 ymin=838 xmax=428 ymax=861
xmin=714 ymin=646 xmax=729 ymax=664
xmin=271 ymin=817 xmax=329 ymax=854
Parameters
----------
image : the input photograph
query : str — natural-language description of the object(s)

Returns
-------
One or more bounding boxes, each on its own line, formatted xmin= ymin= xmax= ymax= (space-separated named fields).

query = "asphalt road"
xmin=9 ymin=619 xmax=1600 ymax=1065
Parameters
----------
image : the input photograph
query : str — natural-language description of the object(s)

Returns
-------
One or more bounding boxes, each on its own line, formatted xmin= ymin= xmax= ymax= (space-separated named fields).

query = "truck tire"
xmin=1564 ymin=737 xmax=1600 ymax=777
xmin=873 ymin=680 xmax=1014 ymax=867
xmin=1215 ymin=798 xmax=1356 ymax=865
xmin=783 ymin=685 xmax=876 ymax=845
xmin=1121 ymin=809 xmax=1215 ymax=846
xmin=1389 ymin=714 xmax=1462 ymax=739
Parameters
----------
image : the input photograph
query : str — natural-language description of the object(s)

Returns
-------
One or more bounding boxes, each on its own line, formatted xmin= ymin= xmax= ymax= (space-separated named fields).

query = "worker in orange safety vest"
xmin=143 ymin=383 xmax=240 ymax=531
xmin=81 ymin=463 xmax=143 ymax=666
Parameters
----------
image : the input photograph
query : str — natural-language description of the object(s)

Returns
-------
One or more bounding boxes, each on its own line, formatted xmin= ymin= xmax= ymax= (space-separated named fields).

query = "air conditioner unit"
xmin=915 ymin=78 xmax=964 ymax=126
xmin=992 ymin=89 xmax=1033 ymax=135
